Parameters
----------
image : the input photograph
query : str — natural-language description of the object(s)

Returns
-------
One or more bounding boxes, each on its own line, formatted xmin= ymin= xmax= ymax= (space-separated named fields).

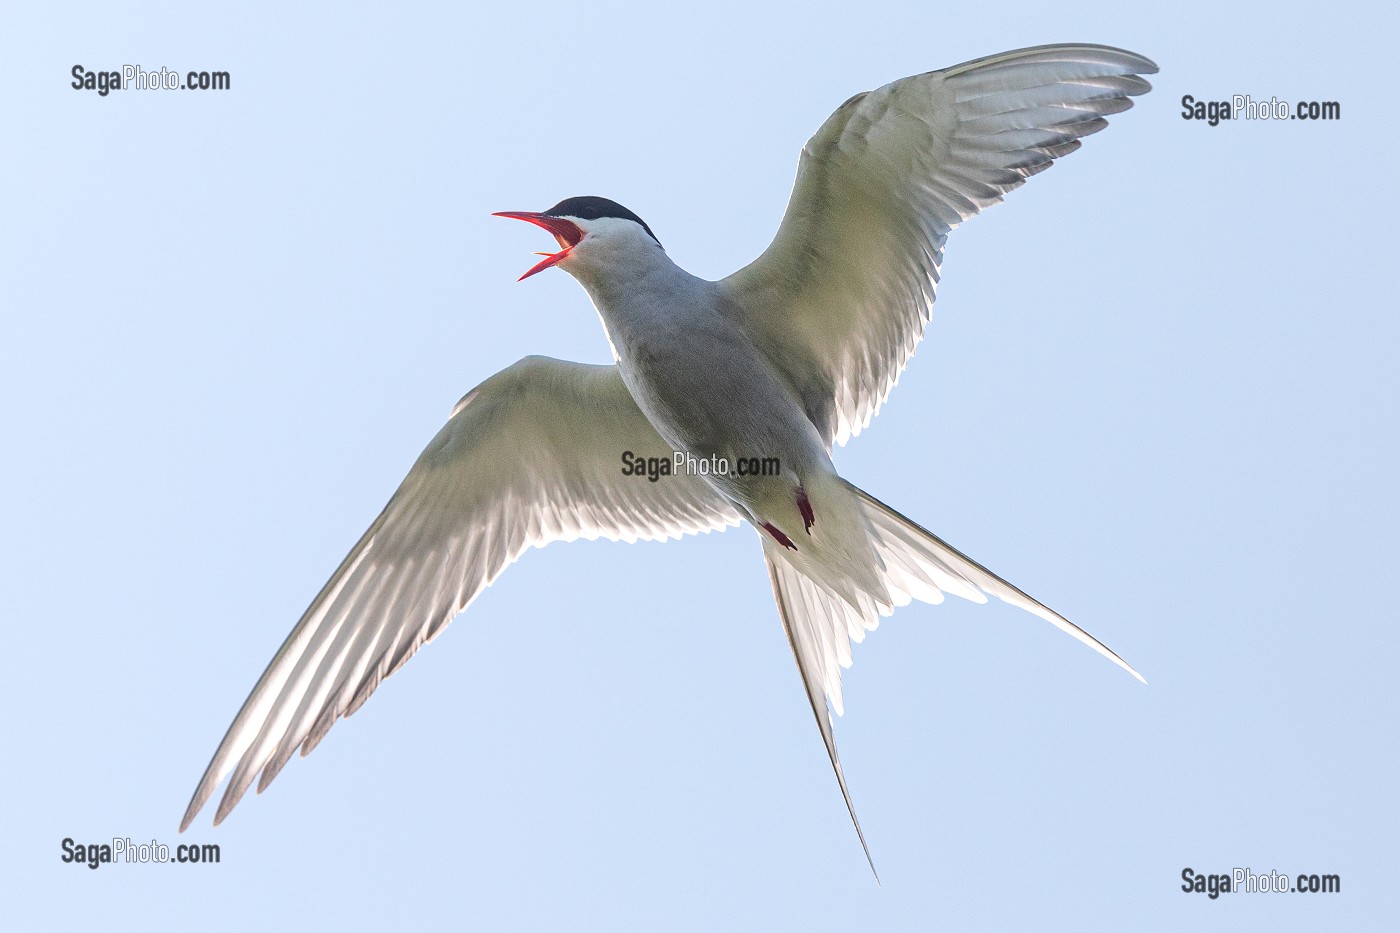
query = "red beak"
xmin=492 ymin=211 xmax=585 ymax=281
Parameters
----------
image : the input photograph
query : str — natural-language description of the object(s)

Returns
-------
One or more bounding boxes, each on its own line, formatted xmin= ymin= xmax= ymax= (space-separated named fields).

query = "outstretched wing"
xmin=181 ymin=355 xmax=740 ymax=830
xmin=722 ymin=44 xmax=1157 ymax=447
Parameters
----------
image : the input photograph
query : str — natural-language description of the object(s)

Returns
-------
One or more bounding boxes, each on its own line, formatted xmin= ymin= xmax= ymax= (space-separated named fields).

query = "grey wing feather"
xmin=723 ymin=44 xmax=1157 ymax=447
xmin=181 ymin=356 xmax=740 ymax=830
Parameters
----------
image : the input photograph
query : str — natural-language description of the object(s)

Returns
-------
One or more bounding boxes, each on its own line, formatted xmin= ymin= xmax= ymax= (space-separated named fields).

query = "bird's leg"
xmin=761 ymin=522 xmax=798 ymax=551
xmin=796 ymin=486 xmax=815 ymax=534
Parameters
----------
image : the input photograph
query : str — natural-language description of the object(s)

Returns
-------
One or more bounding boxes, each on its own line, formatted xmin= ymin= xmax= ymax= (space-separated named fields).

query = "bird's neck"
xmin=573 ymin=248 xmax=710 ymax=358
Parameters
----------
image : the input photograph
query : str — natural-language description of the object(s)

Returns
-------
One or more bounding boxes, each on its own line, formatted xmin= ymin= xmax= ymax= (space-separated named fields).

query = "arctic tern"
xmin=182 ymin=43 xmax=1157 ymax=871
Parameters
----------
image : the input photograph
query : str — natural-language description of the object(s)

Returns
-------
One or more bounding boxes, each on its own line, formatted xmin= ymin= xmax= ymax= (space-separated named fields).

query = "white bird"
xmin=182 ymin=44 xmax=1157 ymax=872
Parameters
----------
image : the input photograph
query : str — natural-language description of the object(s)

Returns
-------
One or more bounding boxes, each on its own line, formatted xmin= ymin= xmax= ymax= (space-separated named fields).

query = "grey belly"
xmin=621 ymin=350 xmax=822 ymax=514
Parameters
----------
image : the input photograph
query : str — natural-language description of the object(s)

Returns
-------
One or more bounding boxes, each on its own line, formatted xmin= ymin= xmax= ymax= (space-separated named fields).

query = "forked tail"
xmin=763 ymin=481 xmax=1144 ymax=876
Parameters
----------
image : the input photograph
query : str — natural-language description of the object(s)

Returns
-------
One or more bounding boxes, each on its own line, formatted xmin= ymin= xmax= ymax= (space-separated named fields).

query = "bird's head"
xmin=493 ymin=196 xmax=663 ymax=282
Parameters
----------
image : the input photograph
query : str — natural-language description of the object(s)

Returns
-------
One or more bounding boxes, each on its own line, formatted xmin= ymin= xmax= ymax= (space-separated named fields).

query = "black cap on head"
xmin=545 ymin=196 xmax=661 ymax=246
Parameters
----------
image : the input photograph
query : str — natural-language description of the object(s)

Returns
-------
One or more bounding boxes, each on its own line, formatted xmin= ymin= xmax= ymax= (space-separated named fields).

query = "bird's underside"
xmin=182 ymin=43 xmax=1156 ymax=875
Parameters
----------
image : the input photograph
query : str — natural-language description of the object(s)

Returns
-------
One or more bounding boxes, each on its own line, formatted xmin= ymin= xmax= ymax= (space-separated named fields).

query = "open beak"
xmin=492 ymin=211 xmax=584 ymax=281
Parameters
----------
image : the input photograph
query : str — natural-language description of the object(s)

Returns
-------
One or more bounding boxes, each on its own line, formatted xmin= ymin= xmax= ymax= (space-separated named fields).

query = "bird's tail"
xmin=763 ymin=481 xmax=1143 ymax=876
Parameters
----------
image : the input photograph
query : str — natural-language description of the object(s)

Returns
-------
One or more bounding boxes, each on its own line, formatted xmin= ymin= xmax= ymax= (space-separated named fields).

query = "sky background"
xmin=2 ymin=2 xmax=1393 ymax=929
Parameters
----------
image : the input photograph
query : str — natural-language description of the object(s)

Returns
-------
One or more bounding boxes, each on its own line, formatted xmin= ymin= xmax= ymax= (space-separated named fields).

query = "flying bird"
xmin=182 ymin=44 xmax=1157 ymax=871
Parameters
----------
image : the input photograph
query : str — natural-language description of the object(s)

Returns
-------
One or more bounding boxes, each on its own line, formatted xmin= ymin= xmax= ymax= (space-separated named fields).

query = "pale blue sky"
xmin=3 ymin=2 xmax=1393 ymax=929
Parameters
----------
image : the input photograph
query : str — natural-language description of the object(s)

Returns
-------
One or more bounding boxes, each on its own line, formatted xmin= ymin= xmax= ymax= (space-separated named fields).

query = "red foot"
xmin=796 ymin=487 xmax=814 ymax=534
xmin=762 ymin=522 xmax=797 ymax=550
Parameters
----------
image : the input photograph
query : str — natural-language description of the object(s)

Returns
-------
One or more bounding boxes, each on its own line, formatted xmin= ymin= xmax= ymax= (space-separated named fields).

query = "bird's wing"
xmin=722 ymin=44 xmax=1157 ymax=447
xmin=181 ymin=356 xmax=741 ymax=830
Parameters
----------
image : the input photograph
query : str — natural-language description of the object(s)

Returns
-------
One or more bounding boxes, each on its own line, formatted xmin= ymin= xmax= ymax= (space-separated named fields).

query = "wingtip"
xmin=213 ymin=790 xmax=237 ymax=828
xmin=179 ymin=789 xmax=209 ymax=834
